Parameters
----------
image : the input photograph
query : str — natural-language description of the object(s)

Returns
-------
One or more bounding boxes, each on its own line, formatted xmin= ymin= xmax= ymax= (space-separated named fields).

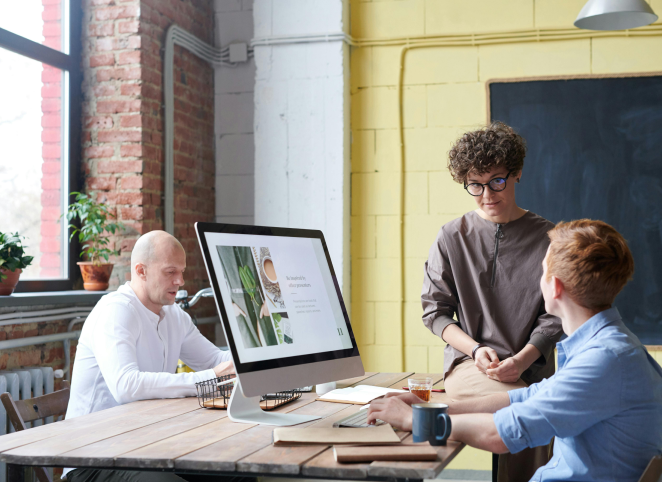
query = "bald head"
xmin=130 ymin=231 xmax=187 ymax=313
xmin=131 ymin=231 xmax=184 ymax=268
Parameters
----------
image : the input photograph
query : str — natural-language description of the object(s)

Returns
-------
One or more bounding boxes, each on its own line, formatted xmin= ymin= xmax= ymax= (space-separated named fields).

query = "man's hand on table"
xmin=383 ymin=391 xmax=426 ymax=405
xmin=213 ymin=360 xmax=235 ymax=377
xmin=366 ymin=392 xmax=424 ymax=431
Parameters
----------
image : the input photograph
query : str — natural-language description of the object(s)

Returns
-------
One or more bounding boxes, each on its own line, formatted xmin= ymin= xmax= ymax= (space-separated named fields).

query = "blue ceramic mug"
xmin=412 ymin=403 xmax=452 ymax=446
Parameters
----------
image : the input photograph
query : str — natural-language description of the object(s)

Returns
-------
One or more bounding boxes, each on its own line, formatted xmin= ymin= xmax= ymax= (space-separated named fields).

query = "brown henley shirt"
xmin=422 ymin=210 xmax=563 ymax=384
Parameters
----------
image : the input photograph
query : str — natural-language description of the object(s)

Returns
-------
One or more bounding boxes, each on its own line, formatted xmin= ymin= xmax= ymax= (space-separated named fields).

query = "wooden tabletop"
xmin=0 ymin=372 xmax=463 ymax=481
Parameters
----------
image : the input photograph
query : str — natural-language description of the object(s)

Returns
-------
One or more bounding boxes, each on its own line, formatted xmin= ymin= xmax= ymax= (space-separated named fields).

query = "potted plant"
xmin=65 ymin=192 xmax=125 ymax=291
xmin=0 ymin=232 xmax=34 ymax=295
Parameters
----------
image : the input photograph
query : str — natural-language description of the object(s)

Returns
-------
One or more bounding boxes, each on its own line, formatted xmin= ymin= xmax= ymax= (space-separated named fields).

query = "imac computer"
xmin=196 ymin=222 xmax=364 ymax=426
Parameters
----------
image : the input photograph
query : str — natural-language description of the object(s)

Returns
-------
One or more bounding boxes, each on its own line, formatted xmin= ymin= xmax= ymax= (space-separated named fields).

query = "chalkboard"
xmin=489 ymin=75 xmax=662 ymax=345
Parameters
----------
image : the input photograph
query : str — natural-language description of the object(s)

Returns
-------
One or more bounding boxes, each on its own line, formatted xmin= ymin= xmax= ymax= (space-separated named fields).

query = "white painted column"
xmin=253 ymin=0 xmax=351 ymax=297
xmin=214 ymin=0 xmax=256 ymax=225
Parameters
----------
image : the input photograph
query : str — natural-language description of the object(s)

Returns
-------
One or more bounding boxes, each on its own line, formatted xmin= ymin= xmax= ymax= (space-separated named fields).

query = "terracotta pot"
xmin=0 ymin=268 xmax=22 ymax=296
xmin=77 ymin=262 xmax=114 ymax=291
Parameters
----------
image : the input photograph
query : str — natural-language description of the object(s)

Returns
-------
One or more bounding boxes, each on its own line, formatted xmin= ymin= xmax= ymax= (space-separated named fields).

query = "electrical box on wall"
xmin=229 ymin=43 xmax=248 ymax=63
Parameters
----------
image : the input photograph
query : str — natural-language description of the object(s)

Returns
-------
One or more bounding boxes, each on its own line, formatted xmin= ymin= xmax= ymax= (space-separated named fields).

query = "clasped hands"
xmin=474 ymin=346 xmax=523 ymax=383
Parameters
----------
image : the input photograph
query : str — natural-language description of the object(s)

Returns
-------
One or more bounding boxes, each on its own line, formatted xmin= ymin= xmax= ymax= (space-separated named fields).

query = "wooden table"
xmin=0 ymin=372 xmax=463 ymax=481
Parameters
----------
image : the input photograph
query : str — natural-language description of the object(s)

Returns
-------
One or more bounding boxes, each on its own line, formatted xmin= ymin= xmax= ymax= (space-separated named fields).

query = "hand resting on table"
xmin=366 ymin=392 xmax=425 ymax=432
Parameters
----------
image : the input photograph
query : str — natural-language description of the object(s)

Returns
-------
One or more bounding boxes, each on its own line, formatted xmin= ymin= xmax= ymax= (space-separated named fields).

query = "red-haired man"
xmin=370 ymin=220 xmax=662 ymax=482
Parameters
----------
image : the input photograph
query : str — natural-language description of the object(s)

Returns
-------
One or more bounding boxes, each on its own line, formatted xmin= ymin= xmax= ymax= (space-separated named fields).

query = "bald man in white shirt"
xmin=64 ymin=231 xmax=235 ymax=482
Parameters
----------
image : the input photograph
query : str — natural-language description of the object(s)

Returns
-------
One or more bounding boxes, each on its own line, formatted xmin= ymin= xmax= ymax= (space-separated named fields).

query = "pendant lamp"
xmin=574 ymin=0 xmax=658 ymax=30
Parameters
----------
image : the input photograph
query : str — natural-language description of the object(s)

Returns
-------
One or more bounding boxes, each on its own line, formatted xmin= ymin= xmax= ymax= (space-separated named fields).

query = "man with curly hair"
xmin=421 ymin=122 xmax=563 ymax=481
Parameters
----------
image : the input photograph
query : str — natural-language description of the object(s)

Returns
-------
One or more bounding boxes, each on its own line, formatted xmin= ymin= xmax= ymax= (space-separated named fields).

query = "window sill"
xmin=0 ymin=290 xmax=108 ymax=308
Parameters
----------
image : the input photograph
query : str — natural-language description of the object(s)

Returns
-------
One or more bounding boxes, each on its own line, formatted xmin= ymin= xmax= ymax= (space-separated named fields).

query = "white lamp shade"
xmin=575 ymin=0 xmax=658 ymax=30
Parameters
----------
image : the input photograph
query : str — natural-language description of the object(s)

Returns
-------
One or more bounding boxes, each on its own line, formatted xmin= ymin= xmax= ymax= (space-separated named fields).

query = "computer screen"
xmin=196 ymin=223 xmax=363 ymax=396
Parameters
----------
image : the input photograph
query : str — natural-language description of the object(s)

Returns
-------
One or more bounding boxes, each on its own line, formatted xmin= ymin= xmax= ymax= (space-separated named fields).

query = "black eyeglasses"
xmin=464 ymin=172 xmax=513 ymax=197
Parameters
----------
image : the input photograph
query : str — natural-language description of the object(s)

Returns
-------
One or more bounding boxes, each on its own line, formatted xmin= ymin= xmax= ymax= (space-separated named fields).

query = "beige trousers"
xmin=444 ymin=359 xmax=552 ymax=482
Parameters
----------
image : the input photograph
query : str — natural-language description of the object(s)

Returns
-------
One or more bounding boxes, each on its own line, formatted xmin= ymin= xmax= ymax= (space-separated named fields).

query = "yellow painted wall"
xmin=350 ymin=0 xmax=662 ymax=472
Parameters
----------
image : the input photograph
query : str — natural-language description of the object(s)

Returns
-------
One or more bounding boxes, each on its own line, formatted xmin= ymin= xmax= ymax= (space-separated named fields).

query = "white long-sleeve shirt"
xmin=65 ymin=282 xmax=230 ymax=420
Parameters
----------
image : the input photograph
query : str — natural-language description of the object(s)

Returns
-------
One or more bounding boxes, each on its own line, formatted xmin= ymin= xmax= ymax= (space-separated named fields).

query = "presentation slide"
xmin=205 ymin=232 xmax=353 ymax=364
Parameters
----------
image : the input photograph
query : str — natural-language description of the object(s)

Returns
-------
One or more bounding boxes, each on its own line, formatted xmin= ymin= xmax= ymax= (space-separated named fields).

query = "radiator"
xmin=0 ymin=367 xmax=56 ymax=482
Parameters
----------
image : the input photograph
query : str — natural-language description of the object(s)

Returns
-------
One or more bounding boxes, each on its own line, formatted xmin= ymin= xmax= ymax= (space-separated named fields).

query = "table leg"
xmin=492 ymin=453 xmax=498 ymax=482
xmin=7 ymin=464 xmax=25 ymax=482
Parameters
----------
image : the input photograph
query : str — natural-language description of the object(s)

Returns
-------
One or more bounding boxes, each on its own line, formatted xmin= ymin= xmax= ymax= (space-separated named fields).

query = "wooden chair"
xmin=1 ymin=381 xmax=70 ymax=482
xmin=639 ymin=455 xmax=662 ymax=482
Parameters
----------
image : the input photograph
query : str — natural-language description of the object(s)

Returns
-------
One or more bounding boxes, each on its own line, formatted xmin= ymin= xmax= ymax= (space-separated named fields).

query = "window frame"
xmin=0 ymin=1 xmax=82 ymax=292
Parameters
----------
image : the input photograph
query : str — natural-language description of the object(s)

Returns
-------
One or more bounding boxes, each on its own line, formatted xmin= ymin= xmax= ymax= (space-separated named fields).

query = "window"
xmin=0 ymin=0 xmax=81 ymax=291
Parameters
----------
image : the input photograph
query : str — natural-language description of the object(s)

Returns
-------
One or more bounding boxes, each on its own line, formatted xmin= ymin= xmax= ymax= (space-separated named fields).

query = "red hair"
xmin=547 ymin=220 xmax=634 ymax=311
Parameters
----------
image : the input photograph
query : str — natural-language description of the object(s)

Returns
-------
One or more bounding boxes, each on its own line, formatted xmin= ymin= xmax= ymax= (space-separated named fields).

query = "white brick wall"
xmin=253 ymin=0 xmax=351 ymax=296
xmin=214 ymin=0 xmax=256 ymax=225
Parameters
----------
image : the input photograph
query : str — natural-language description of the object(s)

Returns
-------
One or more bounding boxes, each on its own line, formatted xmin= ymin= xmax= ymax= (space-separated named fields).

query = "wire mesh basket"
xmin=195 ymin=375 xmax=302 ymax=410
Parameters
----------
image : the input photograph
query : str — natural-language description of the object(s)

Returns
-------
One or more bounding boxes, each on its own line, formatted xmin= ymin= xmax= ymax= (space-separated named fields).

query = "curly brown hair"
xmin=447 ymin=121 xmax=526 ymax=184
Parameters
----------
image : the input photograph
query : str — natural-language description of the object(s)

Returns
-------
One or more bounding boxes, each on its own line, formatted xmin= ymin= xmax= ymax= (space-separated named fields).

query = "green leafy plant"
xmin=64 ymin=192 xmax=125 ymax=266
xmin=238 ymin=263 xmax=281 ymax=346
xmin=239 ymin=265 xmax=258 ymax=307
xmin=0 ymin=232 xmax=33 ymax=281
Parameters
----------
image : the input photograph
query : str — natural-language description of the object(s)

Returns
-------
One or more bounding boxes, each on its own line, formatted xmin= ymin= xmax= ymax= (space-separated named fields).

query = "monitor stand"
xmin=227 ymin=379 xmax=321 ymax=426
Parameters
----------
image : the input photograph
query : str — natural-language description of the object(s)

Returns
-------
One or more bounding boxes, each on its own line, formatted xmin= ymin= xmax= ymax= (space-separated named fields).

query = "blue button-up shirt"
xmin=494 ymin=307 xmax=662 ymax=482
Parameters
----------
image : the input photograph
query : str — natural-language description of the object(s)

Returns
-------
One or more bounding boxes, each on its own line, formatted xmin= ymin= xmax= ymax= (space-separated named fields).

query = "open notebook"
xmin=316 ymin=385 xmax=407 ymax=405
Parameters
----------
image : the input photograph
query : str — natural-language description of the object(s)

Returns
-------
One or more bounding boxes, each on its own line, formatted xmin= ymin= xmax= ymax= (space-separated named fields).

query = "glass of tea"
xmin=408 ymin=377 xmax=433 ymax=402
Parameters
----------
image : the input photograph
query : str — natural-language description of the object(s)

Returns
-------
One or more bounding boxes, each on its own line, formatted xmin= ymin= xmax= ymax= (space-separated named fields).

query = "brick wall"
xmin=1 ymin=0 xmax=220 ymax=389
xmin=40 ymin=0 xmax=63 ymax=278
xmin=81 ymin=0 xmax=217 ymax=330
xmin=0 ymin=309 xmax=81 ymax=390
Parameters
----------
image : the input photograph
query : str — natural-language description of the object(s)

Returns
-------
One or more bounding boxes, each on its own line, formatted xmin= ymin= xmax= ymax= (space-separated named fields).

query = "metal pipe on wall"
xmin=0 ymin=307 xmax=91 ymax=322
xmin=0 ymin=309 xmax=88 ymax=380
xmin=0 ymin=310 xmax=91 ymax=327
xmin=163 ymin=25 xmax=252 ymax=234
xmin=251 ymin=32 xmax=355 ymax=46
xmin=0 ymin=306 xmax=215 ymax=380
xmin=0 ymin=331 xmax=81 ymax=351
